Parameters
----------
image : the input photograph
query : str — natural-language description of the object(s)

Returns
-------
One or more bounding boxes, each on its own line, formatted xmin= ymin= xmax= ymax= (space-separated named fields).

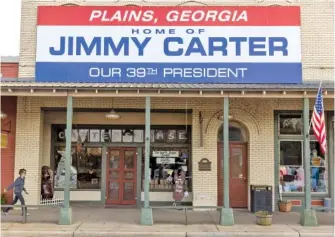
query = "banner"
xmin=36 ymin=6 xmax=302 ymax=84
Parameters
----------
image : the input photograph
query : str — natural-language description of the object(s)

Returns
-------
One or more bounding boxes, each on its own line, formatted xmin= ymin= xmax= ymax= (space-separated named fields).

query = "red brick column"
xmin=1 ymin=96 xmax=17 ymax=203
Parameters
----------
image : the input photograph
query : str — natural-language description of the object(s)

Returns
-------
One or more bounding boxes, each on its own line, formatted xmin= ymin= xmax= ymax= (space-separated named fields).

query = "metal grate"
xmin=39 ymin=196 xmax=64 ymax=206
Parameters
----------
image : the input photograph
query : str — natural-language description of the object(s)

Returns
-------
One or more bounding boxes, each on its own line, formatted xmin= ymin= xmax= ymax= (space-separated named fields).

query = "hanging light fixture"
xmin=1 ymin=111 xmax=7 ymax=119
xmin=105 ymin=99 xmax=120 ymax=120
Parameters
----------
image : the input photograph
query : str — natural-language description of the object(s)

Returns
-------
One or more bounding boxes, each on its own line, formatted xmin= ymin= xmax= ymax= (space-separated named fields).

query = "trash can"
xmin=324 ymin=198 xmax=331 ymax=213
xmin=250 ymin=185 xmax=272 ymax=213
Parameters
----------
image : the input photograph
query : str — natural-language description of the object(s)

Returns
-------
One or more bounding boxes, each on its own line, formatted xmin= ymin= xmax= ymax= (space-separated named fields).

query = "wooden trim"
xmin=311 ymin=200 xmax=324 ymax=206
xmin=2 ymin=90 xmax=334 ymax=98
xmin=290 ymin=200 xmax=302 ymax=206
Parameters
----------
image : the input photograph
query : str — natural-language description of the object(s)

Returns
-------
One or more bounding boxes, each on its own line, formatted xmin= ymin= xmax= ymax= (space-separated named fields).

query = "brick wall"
xmin=1 ymin=96 xmax=17 ymax=203
xmin=1 ymin=63 xmax=19 ymax=78
xmin=18 ymin=0 xmax=334 ymax=82
xmin=14 ymin=96 xmax=334 ymax=208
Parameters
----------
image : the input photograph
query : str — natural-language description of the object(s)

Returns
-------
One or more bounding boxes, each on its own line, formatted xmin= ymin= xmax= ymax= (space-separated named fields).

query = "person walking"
xmin=3 ymin=168 xmax=30 ymax=216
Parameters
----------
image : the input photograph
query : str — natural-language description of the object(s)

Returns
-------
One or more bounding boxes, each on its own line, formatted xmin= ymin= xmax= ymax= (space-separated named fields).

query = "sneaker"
xmin=21 ymin=213 xmax=30 ymax=216
xmin=3 ymin=211 xmax=8 ymax=216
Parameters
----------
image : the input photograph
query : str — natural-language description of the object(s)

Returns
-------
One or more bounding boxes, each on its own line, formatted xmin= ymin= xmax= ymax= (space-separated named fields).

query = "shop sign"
xmin=1 ymin=133 xmax=8 ymax=148
xmin=157 ymin=157 xmax=175 ymax=164
xmin=153 ymin=150 xmax=179 ymax=157
xmin=35 ymin=6 xmax=301 ymax=84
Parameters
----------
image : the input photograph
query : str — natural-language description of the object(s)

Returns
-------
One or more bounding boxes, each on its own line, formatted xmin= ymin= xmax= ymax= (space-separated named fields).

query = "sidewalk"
xmin=1 ymin=205 xmax=334 ymax=237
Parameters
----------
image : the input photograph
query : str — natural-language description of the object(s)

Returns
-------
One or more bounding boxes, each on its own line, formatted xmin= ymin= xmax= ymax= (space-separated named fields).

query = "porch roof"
xmin=1 ymin=79 xmax=334 ymax=98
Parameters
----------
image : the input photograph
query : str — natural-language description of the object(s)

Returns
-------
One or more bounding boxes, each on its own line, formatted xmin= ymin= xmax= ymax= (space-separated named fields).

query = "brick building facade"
xmin=0 ymin=0 xmax=334 ymax=212
xmin=1 ymin=56 xmax=19 ymax=203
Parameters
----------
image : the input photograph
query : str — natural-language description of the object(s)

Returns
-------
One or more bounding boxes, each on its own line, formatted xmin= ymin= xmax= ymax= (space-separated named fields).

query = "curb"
xmin=2 ymin=230 xmax=334 ymax=237
xmin=74 ymin=231 xmax=186 ymax=236
xmin=187 ymin=232 xmax=300 ymax=237
xmin=1 ymin=230 xmax=73 ymax=237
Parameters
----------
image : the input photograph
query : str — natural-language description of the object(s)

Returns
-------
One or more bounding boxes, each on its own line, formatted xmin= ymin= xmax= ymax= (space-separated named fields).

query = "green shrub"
xmin=255 ymin=211 xmax=272 ymax=216
xmin=1 ymin=193 xmax=7 ymax=205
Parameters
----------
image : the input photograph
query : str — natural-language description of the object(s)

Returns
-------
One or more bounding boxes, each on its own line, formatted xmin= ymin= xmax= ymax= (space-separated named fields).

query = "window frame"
xmin=277 ymin=112 xmax=328 ymax=195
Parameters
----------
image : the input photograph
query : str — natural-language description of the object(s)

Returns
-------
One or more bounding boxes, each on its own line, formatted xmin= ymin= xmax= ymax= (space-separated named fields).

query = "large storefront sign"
xmin=36 ymin=6 xmax=302 ymax=84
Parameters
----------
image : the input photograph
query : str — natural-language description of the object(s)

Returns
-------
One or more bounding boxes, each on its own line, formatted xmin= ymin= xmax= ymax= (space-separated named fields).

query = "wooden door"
xmin=217 ymin=143 xmax=248 ymax=208
xmin=106 ymin=148 xmax=137 ymax=205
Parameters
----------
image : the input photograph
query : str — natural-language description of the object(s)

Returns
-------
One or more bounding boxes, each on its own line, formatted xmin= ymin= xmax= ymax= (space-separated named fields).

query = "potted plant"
xmin=278 ymin=200 xmax=292 ymax=212
xmin=255 ymin=211 xmax=273 ymax=226
xmin=1 ymin=193 xmax=6 ymax=205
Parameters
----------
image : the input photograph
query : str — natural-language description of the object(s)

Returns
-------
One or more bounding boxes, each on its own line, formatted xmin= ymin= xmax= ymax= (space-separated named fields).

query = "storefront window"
xmin=141 ymin=128 xmax=192 ymax=192
xmin=54 ymin=146 xmax=102 ymax=189
xmin=142 ymin=147 xmax=191 ymax=192
xmin=77 ymin=147 xmax=102 ymax=189
xmin=278 ymin=113 xmax=328 ymax=193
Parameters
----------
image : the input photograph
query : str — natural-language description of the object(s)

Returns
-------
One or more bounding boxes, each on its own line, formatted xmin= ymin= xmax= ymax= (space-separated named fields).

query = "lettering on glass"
xmin=111 ymin=129 xmax=122 ymax=142
xmin=89 ymin=129 xmax=100 ymax=142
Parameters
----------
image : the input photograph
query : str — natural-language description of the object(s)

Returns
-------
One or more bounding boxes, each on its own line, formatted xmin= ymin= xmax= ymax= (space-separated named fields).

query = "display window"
xmin=141 ymin=147 xmax=191 ymax=192
xmin=52 ymin=125 xmax=191 ymax=191
xmin=53 ymin=146 xmax=102 ymax=189
xmin=278 ymin=113 xmax=328 ymax=194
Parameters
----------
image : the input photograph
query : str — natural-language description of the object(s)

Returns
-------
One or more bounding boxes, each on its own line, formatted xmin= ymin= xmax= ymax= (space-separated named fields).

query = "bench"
xmin=1 ymin=204 xmax=63 ymax=224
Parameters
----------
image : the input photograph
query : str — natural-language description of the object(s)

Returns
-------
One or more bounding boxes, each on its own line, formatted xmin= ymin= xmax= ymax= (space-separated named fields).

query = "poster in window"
xmin=279 ymin=114 xmax=303 ymax=135
xmin=134 ymin=129 xmax=144 ymax=142
xmin=78 ymin=129 xmax=89 ymax=142
xmin=101 ymin=129 xmax=111 ymax=142
xmin=178 ymin=130 xmax=187 ymax=142
xmin=150 ymin=130 xmax=155 ymax=142
xmin=70 ymin=129 xmax=78 ymax=142
xmin=167 ymin=130 xmax=177 ymax=143
xmin=155 ymin=130 xmax=165 ymax=142
xmin=111 ymin=130 xmax=122 ymax=142
xmin=89 ymin=129 xmax=100 ymax=142
xmin=122 ymin=129 xmax=133 ymax=143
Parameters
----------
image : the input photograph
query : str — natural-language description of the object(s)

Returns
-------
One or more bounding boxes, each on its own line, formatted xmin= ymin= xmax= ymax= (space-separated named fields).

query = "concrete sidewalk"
xmin=1 ymin=205 xmax=334 ymax=237
xmin=2 ymin=222 xmax=334 ymax=237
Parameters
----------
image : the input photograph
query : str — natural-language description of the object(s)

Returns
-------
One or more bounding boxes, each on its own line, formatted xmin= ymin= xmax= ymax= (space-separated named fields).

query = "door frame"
xmin=105 ymin=147 xmax=138 ymax=206
xmin=217 ymin=141 xmax=248 ymax=208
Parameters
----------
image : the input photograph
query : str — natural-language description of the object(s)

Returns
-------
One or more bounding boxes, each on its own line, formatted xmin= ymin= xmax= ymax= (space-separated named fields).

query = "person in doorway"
xmin=3 ymin=169 xmax=30 ymax=216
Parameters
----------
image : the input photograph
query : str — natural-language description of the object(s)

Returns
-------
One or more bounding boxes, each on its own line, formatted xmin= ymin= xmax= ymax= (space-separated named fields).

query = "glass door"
xmin=106 ymin=148 xmax=137 ymax=205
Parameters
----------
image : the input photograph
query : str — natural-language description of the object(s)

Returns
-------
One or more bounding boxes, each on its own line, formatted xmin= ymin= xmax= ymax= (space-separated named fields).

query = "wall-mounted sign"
xmin=153 ymin=151 xmax=179 ymax=157
xmin=36 ymin=6 xmax=302 ymax=84
xmin=157 ymin=157 xmax=175 ymax=164
xmin=198 ymin=158 xmax=212 ymax=171
xmin=1 ymin=133 xmax=8 ymax=148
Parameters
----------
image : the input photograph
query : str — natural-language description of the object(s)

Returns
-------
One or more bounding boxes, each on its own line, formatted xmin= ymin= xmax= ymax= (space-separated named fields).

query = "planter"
xmin=278 ymin=201 xmax=292 ymax=212
xmin=255 ymin=211 xmax=273 ymax=226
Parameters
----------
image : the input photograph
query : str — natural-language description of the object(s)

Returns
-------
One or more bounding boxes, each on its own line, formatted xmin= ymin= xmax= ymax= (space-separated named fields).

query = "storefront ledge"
xmin=1 ymin=230 xmax=73 ymax=237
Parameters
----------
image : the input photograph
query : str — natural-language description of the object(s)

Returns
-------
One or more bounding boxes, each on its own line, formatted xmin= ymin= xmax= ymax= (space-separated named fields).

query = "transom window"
xmin=217 ymin=122 xmax=247 ymax=142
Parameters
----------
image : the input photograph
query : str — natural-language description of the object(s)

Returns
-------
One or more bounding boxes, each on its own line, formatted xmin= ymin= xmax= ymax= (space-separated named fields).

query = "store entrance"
xmin=217 ymin=143 xmax=248 ymax=208
xmin=106 ymin=148 xmax=137 ymax=205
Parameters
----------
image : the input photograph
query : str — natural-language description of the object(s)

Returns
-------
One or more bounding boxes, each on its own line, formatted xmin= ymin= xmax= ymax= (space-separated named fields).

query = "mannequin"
xmin=55 ymin=150 xmax=77 ymax=188
xmin=311 ymin=149 xmax=324 ymax=166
